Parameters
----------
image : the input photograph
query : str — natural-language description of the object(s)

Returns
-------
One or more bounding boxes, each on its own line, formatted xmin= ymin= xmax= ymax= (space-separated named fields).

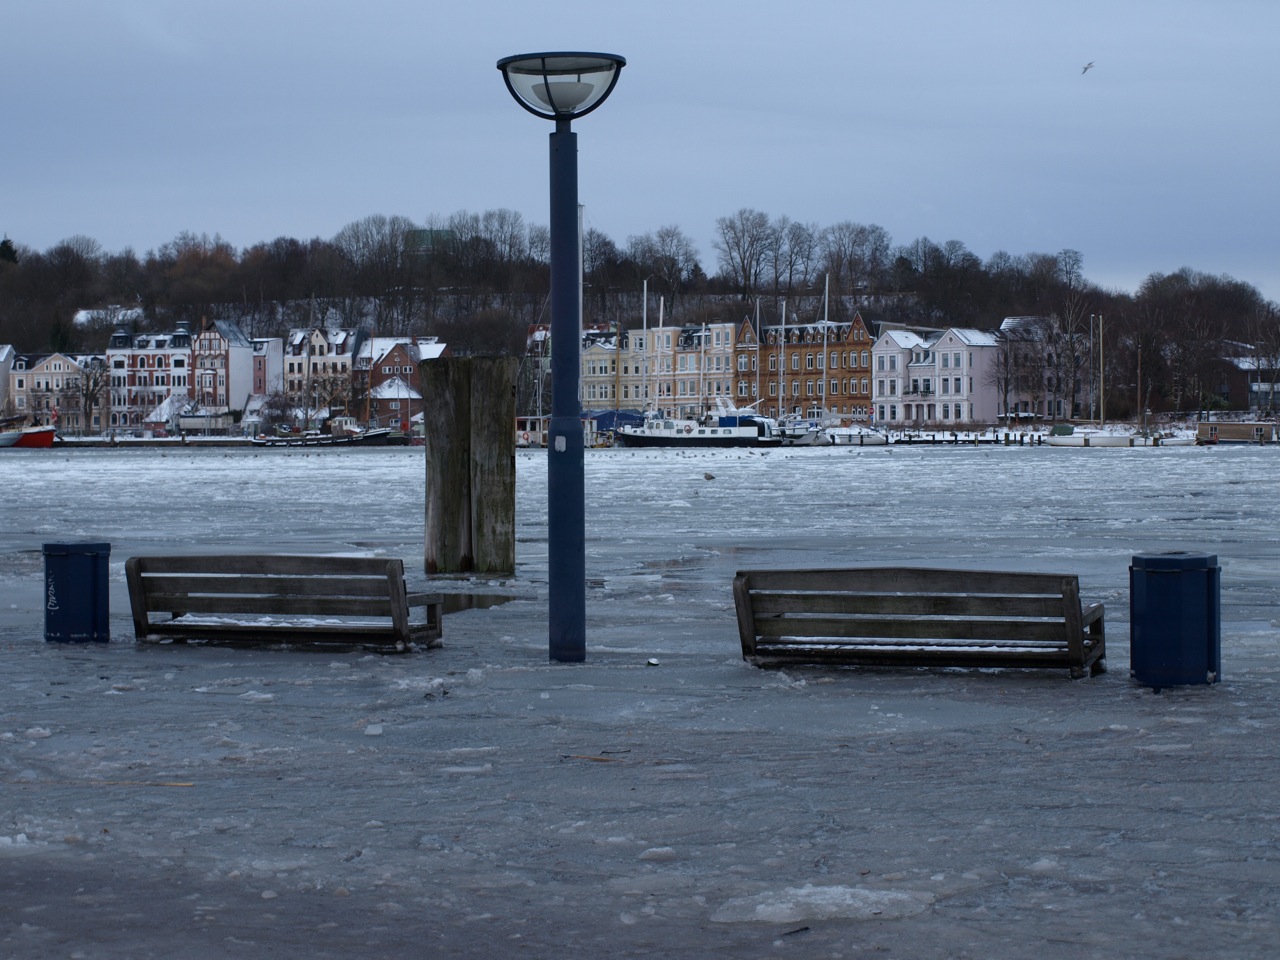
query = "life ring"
xmin=521 ymin=432 xmax=530 ymax=442
xmin=683 ymin=424 xmax=693 ymax=433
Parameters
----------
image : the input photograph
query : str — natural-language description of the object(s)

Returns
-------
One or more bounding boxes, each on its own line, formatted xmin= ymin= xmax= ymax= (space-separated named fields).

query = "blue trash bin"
xmin=1129 ymin=551 xmax=1220 ymax=689
xmin=42 ymin=542 xmax=111 ymax=643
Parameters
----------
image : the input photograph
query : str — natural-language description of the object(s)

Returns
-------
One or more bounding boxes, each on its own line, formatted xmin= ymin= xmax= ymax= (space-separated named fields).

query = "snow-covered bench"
xmin=125 ymin=554 xmax=442 ymax=653
xmin=733 ymin=567 xmax=1105 ymax=679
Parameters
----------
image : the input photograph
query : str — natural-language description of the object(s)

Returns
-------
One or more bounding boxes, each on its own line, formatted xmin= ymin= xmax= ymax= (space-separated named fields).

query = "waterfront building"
xmin=353 ymin=336 xmax=448 ymax=429
xmin=192 ymin=318 xmax=255 ymax=416
xmin=5 ymin=351 xmax=108 ymax=434
xmin=872 ymin=327 xmax=1000 ymax=426
xmin=283 ymin=326 xmax=364 ymax=423
xmin=106 ymin=324 xmax=194 ymax=429
xmin=739 ymin=310 xmax=874 ymax=420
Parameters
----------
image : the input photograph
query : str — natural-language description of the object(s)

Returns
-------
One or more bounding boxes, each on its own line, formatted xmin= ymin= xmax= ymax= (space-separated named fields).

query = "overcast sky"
xmin=6 ymin=0 xmax=1278 ymax=301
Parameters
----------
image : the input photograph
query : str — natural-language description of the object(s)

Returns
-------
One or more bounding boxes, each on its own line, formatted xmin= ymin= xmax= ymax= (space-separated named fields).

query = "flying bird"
xmin=1082 ymin=61 xmax=1095 ymax=74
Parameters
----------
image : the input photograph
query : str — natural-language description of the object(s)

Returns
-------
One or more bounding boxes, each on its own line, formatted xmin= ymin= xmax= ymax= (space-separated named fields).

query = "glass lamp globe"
xmin=497 ymin=52 xmax=626 ymax=121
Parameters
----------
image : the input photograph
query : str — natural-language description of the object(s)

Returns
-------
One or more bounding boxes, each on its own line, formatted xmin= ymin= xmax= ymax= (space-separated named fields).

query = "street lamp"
xmin=497 ymin=51 xmax=625 ymax=663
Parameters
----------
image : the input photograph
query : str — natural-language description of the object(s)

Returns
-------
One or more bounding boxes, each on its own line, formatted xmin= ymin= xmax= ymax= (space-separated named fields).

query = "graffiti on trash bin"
xmin=46 ymin=576 xmax=60 ymax=611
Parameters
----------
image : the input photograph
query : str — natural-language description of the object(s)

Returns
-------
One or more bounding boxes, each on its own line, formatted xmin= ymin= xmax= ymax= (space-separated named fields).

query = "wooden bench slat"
xmin=751 ymin=645 xmax=1081 ymax=669
xmin=754 ymin=615 xmax=1075 ymax=643
xmin=742 ymin=567 xmax=1075 ymax=595
xmin=130 ymin=555 xmax=399 ymax=576
xmin=144 ymin=594 xmax=396 ymax=618
xmin=137 ymin=573 xmax=396 ymax=599
xmin=750 ymin=592 xmax=1066 ymax=618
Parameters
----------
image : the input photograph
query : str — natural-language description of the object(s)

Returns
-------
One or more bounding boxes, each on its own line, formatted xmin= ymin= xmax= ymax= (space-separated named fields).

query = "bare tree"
xmin=712 ymin=208 xmax=772 ymax=298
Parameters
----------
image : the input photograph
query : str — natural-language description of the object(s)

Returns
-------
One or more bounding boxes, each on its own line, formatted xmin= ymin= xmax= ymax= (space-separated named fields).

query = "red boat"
xmin=0 ymin=424 xmax=56 ymax=448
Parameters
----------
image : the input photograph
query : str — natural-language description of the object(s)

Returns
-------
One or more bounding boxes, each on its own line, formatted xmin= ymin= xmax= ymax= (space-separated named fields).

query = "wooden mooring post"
xmin=421 ymin=357 xmax=517 ymax=575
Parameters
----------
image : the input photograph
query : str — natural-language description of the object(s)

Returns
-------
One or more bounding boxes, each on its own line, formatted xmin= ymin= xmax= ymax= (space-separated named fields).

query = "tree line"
xmin=2 ymin=209 xmax=1277 ymax=418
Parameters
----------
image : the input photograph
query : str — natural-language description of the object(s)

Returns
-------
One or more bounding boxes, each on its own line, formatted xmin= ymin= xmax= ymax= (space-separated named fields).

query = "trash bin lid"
xmin=42 ymin=542 xmax=112 ymax=556
xmin=1130 ymin=551 xmax=1218 ymax=571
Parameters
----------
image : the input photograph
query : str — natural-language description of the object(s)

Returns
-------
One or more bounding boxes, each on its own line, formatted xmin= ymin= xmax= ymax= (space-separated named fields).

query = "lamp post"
xmin=498 ymin=51 xmax=625 ymax=662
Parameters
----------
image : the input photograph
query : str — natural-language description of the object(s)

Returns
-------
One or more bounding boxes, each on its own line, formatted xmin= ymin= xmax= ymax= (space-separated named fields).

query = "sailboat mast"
xmin=1100 ymin=313 xmax=1106 ymax=425
xmin=822 ymin=273 xmax=829 ymax=414
xmin=754 ymin=299 xmax=761 ymax=411
xmin=779 ymin=299 xmax=786 ymax=419
xmin=641 ymin=278 xmax=648 ymax=410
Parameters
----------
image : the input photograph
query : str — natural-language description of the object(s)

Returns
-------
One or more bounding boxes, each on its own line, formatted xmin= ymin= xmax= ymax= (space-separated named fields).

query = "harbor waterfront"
xmin=3 ymin=444 xmax=1280 ymax=958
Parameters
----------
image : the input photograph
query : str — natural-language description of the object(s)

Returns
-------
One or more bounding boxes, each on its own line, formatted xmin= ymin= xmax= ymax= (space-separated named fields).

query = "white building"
xmin=872 ymin=327 xmax=1000 ymax=426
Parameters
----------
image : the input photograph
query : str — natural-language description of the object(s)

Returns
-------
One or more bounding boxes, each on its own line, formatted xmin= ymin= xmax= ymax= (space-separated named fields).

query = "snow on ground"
xmin=2 ymin=444 xmax=1279 ymax=958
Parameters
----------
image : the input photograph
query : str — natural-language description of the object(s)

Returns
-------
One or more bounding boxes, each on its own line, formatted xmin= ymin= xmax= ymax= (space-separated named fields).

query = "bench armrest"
xmin=1081 ymin=602 xmax=1104 ymax=626
xmin=406 ymin=592 xmax=444 ymax=608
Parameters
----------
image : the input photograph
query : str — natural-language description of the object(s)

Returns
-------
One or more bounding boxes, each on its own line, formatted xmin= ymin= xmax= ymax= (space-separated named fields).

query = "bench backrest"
xmin=734 ymin=566 xmax=1085 ymax=661
xmin=126 ymin=554 xmax=412 ymax=633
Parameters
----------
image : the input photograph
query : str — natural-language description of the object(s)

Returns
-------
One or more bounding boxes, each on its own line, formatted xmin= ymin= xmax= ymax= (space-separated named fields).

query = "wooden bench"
xmin=126 ymin=555 xmax=443 ymax=653
xmin=733 ymin=567 xmax=1105 ymax=678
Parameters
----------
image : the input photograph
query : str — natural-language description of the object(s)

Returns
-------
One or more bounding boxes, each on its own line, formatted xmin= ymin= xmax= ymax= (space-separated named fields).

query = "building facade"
xmin=6 ymin=352 xmax=108 ymax=433
xmin=353 ymin=336 xmax=448 ymax=429
xmin=283 ymin=327 xmax=363 ymax=420
xmin=741 ymin=311 xmax=875 ymax=420
xmin=872 ymin=327 xmax=1000 ymax=426
xmin=106 ymin=324 xmax=194 ymax=429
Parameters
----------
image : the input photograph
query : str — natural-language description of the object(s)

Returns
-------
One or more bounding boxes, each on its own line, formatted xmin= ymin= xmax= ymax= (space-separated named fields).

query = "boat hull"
xmin=615 ymin=431 xmax=781 ymax=449
xmin=251 ymin=428 xmax=395 ymax=448
xmin=0 ymin=426 xmax=56 ymax=448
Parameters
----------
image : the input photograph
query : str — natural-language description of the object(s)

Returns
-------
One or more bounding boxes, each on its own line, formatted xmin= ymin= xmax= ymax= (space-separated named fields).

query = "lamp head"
xmin=497 ymin=52 xmax=625 ymax=121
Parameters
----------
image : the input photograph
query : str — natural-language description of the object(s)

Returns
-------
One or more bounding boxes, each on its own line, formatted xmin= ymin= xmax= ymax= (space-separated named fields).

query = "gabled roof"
xmin=210 ymin=319 xmax=252 ymax=348
xmin=879 ymin=329 xmax=927 ymax=349
xmin=370 ymin=376 xmax=422 ymax=400
xmin=942 ymin=328 xmax=999 ymax=347
xmin=356 ymin=336 xmax=447 ymax=366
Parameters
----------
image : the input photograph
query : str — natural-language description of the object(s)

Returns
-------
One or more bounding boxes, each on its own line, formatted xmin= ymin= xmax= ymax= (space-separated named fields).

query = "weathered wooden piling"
xmin=421 ymin=357 xmax=516 ymax=575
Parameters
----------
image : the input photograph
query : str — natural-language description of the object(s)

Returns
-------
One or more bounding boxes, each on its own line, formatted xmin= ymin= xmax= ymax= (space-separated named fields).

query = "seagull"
xmin=1082 ymin=61 xmax=1095 ymax=74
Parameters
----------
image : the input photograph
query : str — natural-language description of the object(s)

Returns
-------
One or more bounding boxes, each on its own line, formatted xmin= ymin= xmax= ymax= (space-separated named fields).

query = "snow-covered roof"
xmin=357 ymin=336 xmax=445 ymax=366
xmin=370 ymin=376 xmax=422 ymax=400
xmin=73 ymin=306 xmax=144 ymax=326
xmin=210 ymin=319 xmax=252 ymax=348
xmin=880 ymin=329 xmax=927 ymax=349
xmin=943 ymin=328 xmax=999 ymax=347
xmin=142 ymin=393 xmax=191 ymax=425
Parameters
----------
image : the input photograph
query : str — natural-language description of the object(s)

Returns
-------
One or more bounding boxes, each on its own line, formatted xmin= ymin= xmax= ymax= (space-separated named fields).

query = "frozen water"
xmin=2 ymin=444 xmax=1280 ymax=958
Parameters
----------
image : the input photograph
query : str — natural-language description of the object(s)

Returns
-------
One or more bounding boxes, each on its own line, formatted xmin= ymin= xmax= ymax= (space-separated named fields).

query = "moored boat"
xmin=250 ymin=427 xmax=396 ymax=448
xmin=0 ymin=424 xmax=56 ymax=449
xmin=615 ymin=400 xmax=782 ymax=448
xmin=1046 ymin=424 xmax=1197 ymax=447
xmin=827 ymin=424 xmax=888 ymax=446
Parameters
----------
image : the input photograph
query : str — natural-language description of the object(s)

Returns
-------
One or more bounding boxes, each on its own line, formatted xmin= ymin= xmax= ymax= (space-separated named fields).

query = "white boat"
xmin=1046 ymin=425 xmax=1195 ymax=448
xmin=827 ymin=424 xmax=888 ymax=446
xmin=776 ymin=412 xmax=829 ymax=445
xmin=615 ymin=400 xmax=782 ymax=448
